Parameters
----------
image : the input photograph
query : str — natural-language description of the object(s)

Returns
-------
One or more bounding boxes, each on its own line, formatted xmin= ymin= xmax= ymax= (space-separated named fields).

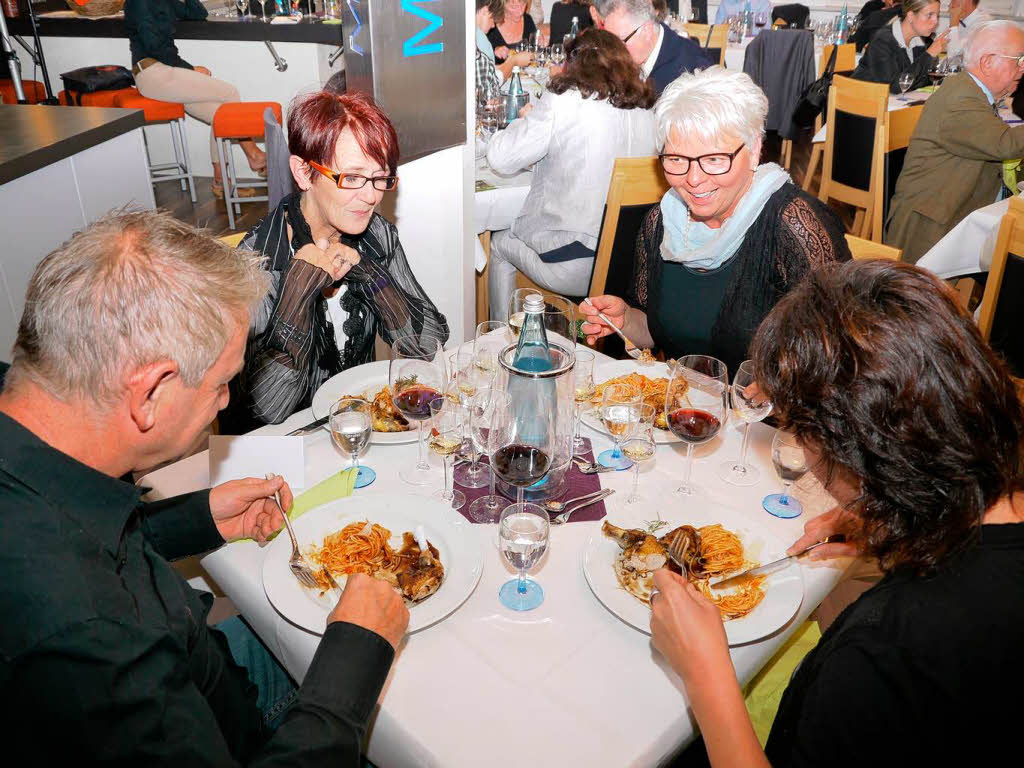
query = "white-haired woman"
xmin=580 ymin=66 xmax=851 ymax=375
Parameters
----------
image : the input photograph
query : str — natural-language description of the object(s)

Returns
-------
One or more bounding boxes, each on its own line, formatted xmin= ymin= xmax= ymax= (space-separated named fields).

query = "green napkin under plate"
xmin=242 ymin=468 xmax=357 ymax=544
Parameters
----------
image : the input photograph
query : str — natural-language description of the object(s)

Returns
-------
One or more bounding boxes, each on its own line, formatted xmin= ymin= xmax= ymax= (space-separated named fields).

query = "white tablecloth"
xmin=811 ymin=90 xmax=934 ymax=144
xmin=918 ymin=195 xmax=1011 ymax=278
xmin=140 ymin=348 xmax=850 ymax=768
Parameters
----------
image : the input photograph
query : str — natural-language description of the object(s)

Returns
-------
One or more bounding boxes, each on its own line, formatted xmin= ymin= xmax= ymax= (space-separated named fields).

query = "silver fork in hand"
xmin=265 ymin=473 xmax=320 ymax=589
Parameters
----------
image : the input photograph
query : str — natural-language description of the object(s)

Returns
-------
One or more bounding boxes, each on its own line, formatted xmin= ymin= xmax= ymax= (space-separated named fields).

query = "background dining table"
xmin=918 ymin=194 xmax=1015 ymax=278
xmin=140 ymin=343 xmax=852 ymax=767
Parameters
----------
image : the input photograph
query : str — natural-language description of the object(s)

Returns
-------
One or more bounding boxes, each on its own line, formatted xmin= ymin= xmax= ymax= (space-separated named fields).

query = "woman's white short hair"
xmin=654 ymin=66 xmax=769 ymax=151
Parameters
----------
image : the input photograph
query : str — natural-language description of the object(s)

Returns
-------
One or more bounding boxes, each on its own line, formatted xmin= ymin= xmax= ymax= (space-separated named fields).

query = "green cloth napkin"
xmin=918 ymin=85 xmax=938 ymax=93
xmin=244 ymin=468 xmax=357 ymax=544
xmin=743 ymin=620 xmax=822 ymax=746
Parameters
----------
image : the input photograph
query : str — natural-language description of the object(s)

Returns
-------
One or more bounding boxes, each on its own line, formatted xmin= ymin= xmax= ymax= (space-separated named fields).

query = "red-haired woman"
xmin=221 ymin=91 xmax=449 ymax=433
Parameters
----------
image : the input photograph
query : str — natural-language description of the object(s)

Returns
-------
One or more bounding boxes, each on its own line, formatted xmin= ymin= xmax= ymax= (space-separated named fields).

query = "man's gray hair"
xmin=592 ymin=0 xmax=656 ymax=23
xmin=7 ymin=210 xmax=270 ymax=407
xmin=655 ymin=66 xmax=768 ymax=151
xmin=963 ymin=18 xmax=1024 ymax=69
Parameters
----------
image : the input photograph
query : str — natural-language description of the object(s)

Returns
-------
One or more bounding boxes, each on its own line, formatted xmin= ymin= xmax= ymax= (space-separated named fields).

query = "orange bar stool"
xmin=213 ymin=101 xmax=281 ymax=229
xmin=1 ymin=80 xmax=47 ymax=104
xmin=58 ymin=87 xmax=138 ymax=107
xmin=114 ymin=91 xmax=196 ymax=203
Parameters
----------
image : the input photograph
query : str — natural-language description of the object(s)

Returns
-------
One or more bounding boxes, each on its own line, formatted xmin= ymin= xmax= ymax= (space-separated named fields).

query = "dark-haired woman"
xmin=220 ymin=91 xmax=448 ymax=433
xmin=486 ymin=28 xmax=657 ymax=318
xmin=650 ymin=260 xmax=1024 ymax=765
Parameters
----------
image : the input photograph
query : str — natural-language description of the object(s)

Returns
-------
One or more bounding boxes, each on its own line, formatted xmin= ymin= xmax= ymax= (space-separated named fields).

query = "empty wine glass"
xmin=898 ymin=72 xmax=914 ymax=99
xmin=598 ymin=382 xmax=641 ymax=470
xmin=498 ymin=502 xmax=549 ymax=611
xmin=390 ymin=335 xmax=446 ymax=486
xmin=329 ymin=397 xmax=375 ymax=488
xmin=719 ymin=360 xmax=773 ymax=486
xmin=622 ymin=434 xmax=656 ymax=504
xmin=550 ymin=44 xmax=565 ymax=67
xmin=572 ymin=348 xmax=596 ymax=456
xmin=452 ymin=346 xmax=492 ymax=489
xmin=235 ymin=0 xmax=252 ymax=20
xmin=257 ymin=0 xmax=268 ymax=21
xmin=763 ymin=430 xmax=809 ymax=518
xmin=429 ymin=398 xmax=466 ymax=510
xmin=468 ymin=388 xmax=512 ymax=523
xmin=665 ymin=355 xmax=728 ymax=496
xmin=474 ymin=320 xmax=509 ymax=383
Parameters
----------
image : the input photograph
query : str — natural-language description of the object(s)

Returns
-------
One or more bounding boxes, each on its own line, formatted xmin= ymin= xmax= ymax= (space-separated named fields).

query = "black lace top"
xmin=219 ymin=193 xmax=449 ymax=433
xmin=629 ymin=183 xmax=850 ymax=375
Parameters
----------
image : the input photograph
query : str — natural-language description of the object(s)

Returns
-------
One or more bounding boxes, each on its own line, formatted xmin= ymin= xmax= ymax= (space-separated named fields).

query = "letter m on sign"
xmin=402 ymin=0 xmax=444 ymax=57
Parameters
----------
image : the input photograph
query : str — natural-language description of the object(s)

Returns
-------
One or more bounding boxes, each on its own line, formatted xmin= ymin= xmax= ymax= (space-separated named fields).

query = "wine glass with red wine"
xmin=390 ymin=335 xmax=446 ymax=486
xmin=489 ymin=388 xmax=556 ymax=519
xmin=665 ymin=355 xmax=728 ymax=496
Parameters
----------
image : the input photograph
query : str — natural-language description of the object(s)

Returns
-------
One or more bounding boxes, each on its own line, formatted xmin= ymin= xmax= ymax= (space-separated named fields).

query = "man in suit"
xmin=886 ymin=19 xmax=1024 ymax=264
xmin=591 ymin=0 xmax=711 ymax=96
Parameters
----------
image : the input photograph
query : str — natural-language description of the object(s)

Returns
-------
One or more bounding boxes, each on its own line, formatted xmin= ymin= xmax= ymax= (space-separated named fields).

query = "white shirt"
xmin=891 ymin=16 xmax=924 ymax=63
xmin=641 ymin=24 xmax=665 ymax=80
xmin=486 ymin=89 xmax=657 ymax=254
xmin=948 ymin=11 xmax=988 ymax=60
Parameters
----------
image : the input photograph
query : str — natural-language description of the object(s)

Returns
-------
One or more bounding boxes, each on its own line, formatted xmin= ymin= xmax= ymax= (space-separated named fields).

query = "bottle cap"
xmin=512 ymin=65 xmax=520 ymax=73
xmin=524 ymin=293 xmax=546 ymax=313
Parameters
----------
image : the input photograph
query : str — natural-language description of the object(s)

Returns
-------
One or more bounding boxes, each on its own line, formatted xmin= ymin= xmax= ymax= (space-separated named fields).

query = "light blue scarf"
xmin=477 ymin=27 xmax=495 ymax=61
xmin=660 ymin=163 xmax=791 ymax=270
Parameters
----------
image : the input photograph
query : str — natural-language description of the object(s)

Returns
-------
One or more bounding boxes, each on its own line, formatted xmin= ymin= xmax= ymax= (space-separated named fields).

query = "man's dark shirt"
xmin=0 ymin=411 xmax=394 ymax=765
xmin=649 ymin=24 xmax=713 ymax=98
xmin=125 ymin=0 xmax=208 ymax=69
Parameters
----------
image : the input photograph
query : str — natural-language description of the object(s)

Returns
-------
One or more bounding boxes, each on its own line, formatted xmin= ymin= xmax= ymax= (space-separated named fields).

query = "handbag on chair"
xmin=791 ymin=44 xmax=838 ymax=128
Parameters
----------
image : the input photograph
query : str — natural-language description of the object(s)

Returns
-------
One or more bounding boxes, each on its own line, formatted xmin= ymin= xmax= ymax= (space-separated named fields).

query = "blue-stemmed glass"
xmin=763 ymin=431 xmax=808 ymax=518
xmin=498 ymin=502 xmax=549 ymax=611
xmin=597 ymin=382 xmax=641 ymax=470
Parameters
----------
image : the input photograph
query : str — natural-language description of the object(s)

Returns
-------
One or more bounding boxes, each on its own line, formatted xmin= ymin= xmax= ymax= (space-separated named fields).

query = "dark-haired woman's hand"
xmin=787 ymin=506 xmax=863 ymax=560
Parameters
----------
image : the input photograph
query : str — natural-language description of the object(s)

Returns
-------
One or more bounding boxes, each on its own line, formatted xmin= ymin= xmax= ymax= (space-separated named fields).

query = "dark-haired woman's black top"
xmin=629 ymin=183 xmax=850 ymax=376
xmin=124 ymin=0 xmax=207 ymax=70
xmin=549 ymin=3 xmax=594 ymax=44
xmin=488 ymin=15 xmax=538 ymax=63
xmin=766 ymin=522 xmax=1024 ymax=765
xmin=851 ymin=20 xmax=936 ymax=93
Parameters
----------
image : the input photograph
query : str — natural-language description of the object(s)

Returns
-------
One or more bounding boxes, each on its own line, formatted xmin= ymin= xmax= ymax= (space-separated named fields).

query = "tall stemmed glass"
xmin=898 ymin=72 xmax=914 ymax=100
xmin=572 ymin=348 xmax=595 ymax=456
xmin=719 ymin=360 xmax=773 ymax=486
xmin=489 ymin=387 xmax=555 ymax=517
xmin=235 ymin=0 xmax=252 ymax=20
xmin=429 ymin=398 xmax=466 ymax=510
xmin=329 ymin=397 xmax=375 ymax=488
xmin=468 ymin=388 xmax=511 ymax=523
xmin=498 ymin=502 xmax=549 ymax=611
xmin=451 ymin=346 xmax=492 ymax=489
xmin=474 ymin=320 xmax=509 ymax=383
xmin=390 ymin=335 xmax=445 ymax=486
xmin=257 ymin=0 xmax=268 ymax=21
xmin=665 ymin=355 xmax=728 ymax=495
xmin=763 ymin=431 xmax=809 ymax=518
xmin=597 ymin=382 xmax=641 ymax=469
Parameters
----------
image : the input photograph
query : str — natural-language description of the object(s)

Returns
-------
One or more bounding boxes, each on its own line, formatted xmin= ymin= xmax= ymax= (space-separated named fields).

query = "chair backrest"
xmin=683 ymin=23 xmax=728 ymax=63
xmin=978 ymin=195 xmax=1024 ymax=376
xmin=818 ymin=75 xmax=889 ymax=242
xmin=819 ymin=43 xmax=856 ymax=76
xmin=844 ymin=234 xmax=901 ymax=260
xmin=772 ymin=4 xmax=811 ymax=28
xmin=219 ymin=232 xmax=246 ymax=247
xmin=588 ymin=157 xmax=670 ymax=298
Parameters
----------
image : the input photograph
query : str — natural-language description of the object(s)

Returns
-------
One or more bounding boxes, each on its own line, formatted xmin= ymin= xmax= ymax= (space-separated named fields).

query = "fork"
xmin=572 ymin=458 xmax=617 ymax=474
xmin=665 ymin=528 xmax=692 ymax=571
xmin=266 ymin=473 xmax=321 ymax=589
xmin=582 ymin=298 xmax=646 ymax=361
xmin=551 ymin=489 xmax=614 ymax=525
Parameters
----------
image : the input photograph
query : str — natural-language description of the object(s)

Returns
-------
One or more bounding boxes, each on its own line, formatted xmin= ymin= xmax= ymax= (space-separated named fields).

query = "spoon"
xmin=541 ymin=488 xmax=611 ymax=513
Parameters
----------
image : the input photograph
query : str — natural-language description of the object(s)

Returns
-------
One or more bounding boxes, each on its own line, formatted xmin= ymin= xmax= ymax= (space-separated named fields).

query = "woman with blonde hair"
xmin=852 ymin=0 xmax=950 ymax=92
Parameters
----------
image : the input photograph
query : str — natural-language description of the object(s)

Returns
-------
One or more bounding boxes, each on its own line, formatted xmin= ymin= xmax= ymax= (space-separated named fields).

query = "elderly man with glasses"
xmin=591 ymin=0 xmax=711 ymax=95
xmin=887 ymin=19 xmax=1024 ymax=263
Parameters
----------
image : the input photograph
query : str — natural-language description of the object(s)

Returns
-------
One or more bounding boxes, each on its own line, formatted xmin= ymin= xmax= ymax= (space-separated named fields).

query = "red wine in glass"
xmin=393 ymin=385 xmax=441 ymax=422
xmin=492 ymin=444 xmax=551 ymax=487
xmin=667 ymin=408 xmax=722 ymax=444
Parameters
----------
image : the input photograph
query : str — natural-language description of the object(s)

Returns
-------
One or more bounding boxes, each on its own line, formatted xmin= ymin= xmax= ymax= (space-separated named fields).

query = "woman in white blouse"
xmin=486 ymin=28 xmax=657 ymax=319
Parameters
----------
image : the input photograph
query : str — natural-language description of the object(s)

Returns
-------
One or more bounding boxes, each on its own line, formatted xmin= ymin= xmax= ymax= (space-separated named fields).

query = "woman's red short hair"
xmin=287 ymin=90 xmax=400 ymax=175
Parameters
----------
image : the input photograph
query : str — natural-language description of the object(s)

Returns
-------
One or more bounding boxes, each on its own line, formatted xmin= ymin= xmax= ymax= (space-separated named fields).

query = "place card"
xmin=208 ymin=435 xmax=305 ymax=489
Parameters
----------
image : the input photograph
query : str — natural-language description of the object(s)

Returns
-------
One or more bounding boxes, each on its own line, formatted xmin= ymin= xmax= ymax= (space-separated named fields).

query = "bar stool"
xmin=114 ymin=91 xmax=196 ymax=203
xmin=212 ymin=101 xmax=281 ymax=230
xmin=1 ymin=80 xmax=46 ymax=104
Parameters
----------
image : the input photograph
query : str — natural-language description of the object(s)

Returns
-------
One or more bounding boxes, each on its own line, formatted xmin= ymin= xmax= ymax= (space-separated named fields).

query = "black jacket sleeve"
xmin=852 ymin=28 xmax=935 ymax=93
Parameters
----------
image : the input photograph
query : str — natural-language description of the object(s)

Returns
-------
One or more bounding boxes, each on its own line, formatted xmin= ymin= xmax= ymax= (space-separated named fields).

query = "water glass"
xmin=763 ymin=431 xmax=809 ymax=518
xmin=719 ymin=360 xmax=773 ymax=486
xmin=498 ymin=503 xmax=549 ymax=611
xmin=329 ymin=397 xmax=375 ymax=488
xmin=622 ymin=435 xmax=656 ymax=504
xmin=597 ymin=383 xmax=641 ymax=470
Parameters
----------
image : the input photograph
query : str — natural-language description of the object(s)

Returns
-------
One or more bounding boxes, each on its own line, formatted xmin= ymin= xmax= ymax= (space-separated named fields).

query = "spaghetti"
xmin=309 ymin=521 xmax=403 ymax=587
xmin=696 ymin=524 xmax=765 ymax=619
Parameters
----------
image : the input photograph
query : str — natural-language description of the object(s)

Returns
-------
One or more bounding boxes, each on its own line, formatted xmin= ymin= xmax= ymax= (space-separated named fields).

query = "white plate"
xmin=581 ymin=360 xmax=681 ymax=444
xmin=262 ymin=493 xmax=482 ymax=634
xmin=310 ymin=360 xmax=418 ymax=444
xmin=582 ymin=504 xmax=804 ymax=645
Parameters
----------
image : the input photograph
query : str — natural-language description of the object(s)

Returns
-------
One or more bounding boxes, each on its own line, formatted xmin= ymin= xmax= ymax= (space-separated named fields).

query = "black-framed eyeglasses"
xmin=309 ymin=161 xmax=398 ymax=191
xmin=659 ymin=144 xmax=746 ymax=176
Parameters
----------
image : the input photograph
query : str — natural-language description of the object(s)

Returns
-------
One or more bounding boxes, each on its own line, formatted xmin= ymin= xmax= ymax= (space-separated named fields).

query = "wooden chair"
xmin=683 ymin=23 xmax=729 ymax=65
xmin=818 ymin=75 xmax=889 ymax=243
xmin=845 ymin=234 xmax=901 ymax=260
xmin=801 ymin=43 xmax=857 ymax=192
xmin=978 ymin=195 xmax=1024 ymax=376
xmin=588 ymin=157 xmax=670 ymax=298
xmin=219 ymin=232 xmax=246 ymax=247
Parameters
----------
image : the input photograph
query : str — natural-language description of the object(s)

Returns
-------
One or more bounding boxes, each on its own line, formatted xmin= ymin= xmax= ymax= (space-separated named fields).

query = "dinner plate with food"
xmin=580 ymin=360 xmax=681 ymax=444
xmin=581 ymin=506 xmax=804 ymax=645
xmin=262 ymin=493 xmax=483 ymax=634
xmin=311 ymin=360 xmax=418 ymax=444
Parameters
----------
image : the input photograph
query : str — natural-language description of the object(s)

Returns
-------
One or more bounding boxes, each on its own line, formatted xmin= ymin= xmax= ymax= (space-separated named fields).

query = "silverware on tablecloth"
xmin=709 ymin=535 xmax=847 ymax=589
xmin=286 ymin=415 xmax=329 ymax=436
xmin=542 ymin=488 xmax=609 ymax=514
xmin=551 ymin=489 xmax=614 ymax=525
xmin=572 ymin=458 xmax=617 ymax=474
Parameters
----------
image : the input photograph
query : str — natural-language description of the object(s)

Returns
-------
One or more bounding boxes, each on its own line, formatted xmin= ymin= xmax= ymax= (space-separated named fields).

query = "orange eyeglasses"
xmin=308 ymin=161 xmax=398 ymax=191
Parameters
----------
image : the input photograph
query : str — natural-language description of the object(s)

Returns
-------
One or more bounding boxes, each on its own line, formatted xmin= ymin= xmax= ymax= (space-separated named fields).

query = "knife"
xmin=286 ymin=415 xmax=329 ymax=436
xmin=709 ymin=535 xmax=846 ymax=589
